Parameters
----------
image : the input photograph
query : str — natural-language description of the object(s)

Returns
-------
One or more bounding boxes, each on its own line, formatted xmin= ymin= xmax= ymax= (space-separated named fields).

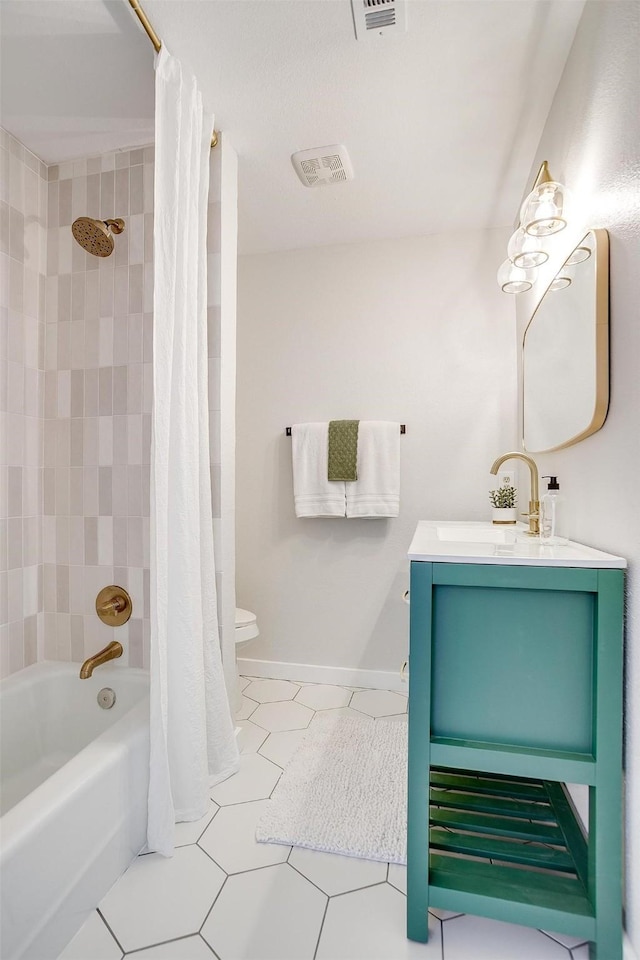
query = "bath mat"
xmin=256 ymin=714 xmax=407 ymax=863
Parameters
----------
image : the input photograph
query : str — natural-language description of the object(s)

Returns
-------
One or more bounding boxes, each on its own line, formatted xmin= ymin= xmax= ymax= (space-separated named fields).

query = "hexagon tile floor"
xmin=59 ymin=678 xmax=591 ymax=960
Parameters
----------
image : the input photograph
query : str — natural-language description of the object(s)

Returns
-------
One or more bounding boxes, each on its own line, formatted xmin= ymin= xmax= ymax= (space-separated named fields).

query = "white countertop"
xmin=408 ymin=521 xmax=627 ymax=569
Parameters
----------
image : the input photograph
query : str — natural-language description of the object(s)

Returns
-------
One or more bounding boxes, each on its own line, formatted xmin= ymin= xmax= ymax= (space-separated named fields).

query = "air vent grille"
xmin=352 ymin=0 xmax=406 ymax=40
xmin=364 ymin=0 xmax=396 ymax=29
xmin=366 ymin=10 xmax=395 ymax=28
xmin=291 ymin=146 xmax=354 ymax=188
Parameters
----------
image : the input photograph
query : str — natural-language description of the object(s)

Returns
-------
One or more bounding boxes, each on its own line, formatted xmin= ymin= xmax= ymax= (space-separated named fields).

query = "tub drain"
xmin=97 ymin=687 xmax=116 ymax=709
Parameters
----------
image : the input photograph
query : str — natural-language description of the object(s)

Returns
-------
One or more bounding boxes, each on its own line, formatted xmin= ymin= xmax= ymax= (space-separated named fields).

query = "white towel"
xmin=292 ymin=423 xmax=346 ymax=518
xmin=346 ymin=421 xmax=400 ymax=518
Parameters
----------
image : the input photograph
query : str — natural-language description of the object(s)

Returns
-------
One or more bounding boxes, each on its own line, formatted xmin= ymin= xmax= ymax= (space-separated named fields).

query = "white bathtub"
xmin=0 ymin=661 xmax=149 ymax=960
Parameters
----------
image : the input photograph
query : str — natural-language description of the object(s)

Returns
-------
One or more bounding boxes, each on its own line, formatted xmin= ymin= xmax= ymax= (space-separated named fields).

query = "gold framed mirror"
xmin=522 ymin=228 xmax=609 ymax=453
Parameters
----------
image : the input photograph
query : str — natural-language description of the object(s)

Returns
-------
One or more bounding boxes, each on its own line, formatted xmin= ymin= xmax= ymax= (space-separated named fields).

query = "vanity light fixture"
xmin=497 ymin=160 xmax=571 ymax=295
xmin=520 ymin=168 xmax=570 ymax=237
xmin=507 ymin=226 xmax=549 ymax=269
xmin=497 ymin=259 xmax=535 ymax=294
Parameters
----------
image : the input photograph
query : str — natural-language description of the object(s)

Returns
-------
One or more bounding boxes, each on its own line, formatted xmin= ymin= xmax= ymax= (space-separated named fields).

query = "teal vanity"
xmin=406 ymin=520 xmax=625 ymax=959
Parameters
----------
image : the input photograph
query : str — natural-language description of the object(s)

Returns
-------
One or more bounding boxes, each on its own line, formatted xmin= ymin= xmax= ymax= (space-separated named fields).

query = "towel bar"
xmin=285 ymin=425 xmax=406 ymax=436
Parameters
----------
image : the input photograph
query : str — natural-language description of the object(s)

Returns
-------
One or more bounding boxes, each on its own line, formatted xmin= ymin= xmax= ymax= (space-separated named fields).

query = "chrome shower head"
xmin=71 ymin=217 xmax=125 ymax=257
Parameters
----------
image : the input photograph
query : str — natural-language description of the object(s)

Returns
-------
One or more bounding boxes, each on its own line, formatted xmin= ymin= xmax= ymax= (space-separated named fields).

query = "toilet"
xmin=235 ymin=607 xmax=259 ymax=647
xmin=234 ymin=608 xmax=259 ymax=714
xmin=235 ymin=607 xmax=260 ymax=704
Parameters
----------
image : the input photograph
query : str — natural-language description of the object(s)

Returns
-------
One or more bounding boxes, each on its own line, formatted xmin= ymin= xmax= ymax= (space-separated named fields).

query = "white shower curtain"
xmin=148 ymin=47 xmax=239 ymax=857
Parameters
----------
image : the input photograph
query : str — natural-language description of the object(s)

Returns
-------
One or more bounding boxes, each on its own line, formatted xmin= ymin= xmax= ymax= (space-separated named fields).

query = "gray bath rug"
xmin=256 ymin=714 xmax=407 ymax=864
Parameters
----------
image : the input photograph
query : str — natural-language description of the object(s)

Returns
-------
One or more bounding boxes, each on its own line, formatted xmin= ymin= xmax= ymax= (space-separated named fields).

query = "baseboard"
xmin=237 ymin=657 xmax=407 ymax=693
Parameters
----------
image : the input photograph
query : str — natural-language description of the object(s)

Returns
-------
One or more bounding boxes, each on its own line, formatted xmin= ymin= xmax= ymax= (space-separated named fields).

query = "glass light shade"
xmin=565 ymin=245 xmax=592 ymax=266
xmin=520 ymin=181 xmax=570 ymax=237
xmin=497 ymin=259 xmax=534 ymax=294
xmin=549 ymin=274 xmax=572 ymax=292
xmin=507 ymin=227 xmax=549 ymax=268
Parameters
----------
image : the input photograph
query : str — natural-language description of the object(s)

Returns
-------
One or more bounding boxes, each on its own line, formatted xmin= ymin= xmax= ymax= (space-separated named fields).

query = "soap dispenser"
xmin=540 ymin=476 xmax=568 ymax=545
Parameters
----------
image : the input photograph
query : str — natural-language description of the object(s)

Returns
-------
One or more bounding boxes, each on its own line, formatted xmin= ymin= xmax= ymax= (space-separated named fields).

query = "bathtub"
xmin=0 ymin=661 xmax=149 ymax=960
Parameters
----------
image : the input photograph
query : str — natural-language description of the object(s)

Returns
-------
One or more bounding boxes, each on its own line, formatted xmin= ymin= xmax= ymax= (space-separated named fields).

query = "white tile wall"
xmin=42 ymin=147 xmax=155 ymax=666
xmin=2 ymin=129 xmax=229 ymax=677
xmin=0 ymin=128 xmax=47 ymax=678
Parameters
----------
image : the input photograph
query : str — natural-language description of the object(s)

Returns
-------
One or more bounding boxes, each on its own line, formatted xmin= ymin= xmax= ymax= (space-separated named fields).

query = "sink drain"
xmin=97 ymin=687 xmax=116 ymax=709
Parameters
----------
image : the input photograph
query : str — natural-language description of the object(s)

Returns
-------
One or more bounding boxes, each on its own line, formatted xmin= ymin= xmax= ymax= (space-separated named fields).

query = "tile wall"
xmin=0 ymin=129 xmax=47 ymax=677
xmin=42 ymin=145 xmax=154 ymax=667
xmin=1 ymin=127 xmax=228 ymax=676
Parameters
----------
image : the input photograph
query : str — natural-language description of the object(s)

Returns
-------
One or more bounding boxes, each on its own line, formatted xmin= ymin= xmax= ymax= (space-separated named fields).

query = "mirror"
xmin=522 ymin=228 xmax=609 ymax=453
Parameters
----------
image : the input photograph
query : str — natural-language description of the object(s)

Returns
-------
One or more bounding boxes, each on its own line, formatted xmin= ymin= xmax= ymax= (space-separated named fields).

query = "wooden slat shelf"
xmin=428 ymin=769 xmax=586 ymax=879
xmin=426 ymin=768 xmax=595 ymax=939
xmin=430 ymin=787 xmax=553 ymax=821
xmin=430 ymin=770 xmax=548 ymax=800
xmin=429 ymin=828 xmax=576 ymax=872
xmin=429 ymin=807 xmax=566 ymax=845
xmin=430 ymin=855 xmax=594 ymax=918
xmin=429 ymin=856 xmax=596 ymax=941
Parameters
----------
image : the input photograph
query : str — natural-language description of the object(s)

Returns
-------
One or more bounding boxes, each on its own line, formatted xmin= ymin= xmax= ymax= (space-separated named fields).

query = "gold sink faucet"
xmin=79 ymin=641 xmax=123 ymax=679
xmin=490 ymin=452 xmax=540 ymax=536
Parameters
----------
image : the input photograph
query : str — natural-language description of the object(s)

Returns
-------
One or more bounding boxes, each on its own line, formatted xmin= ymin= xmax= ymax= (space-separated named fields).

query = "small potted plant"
xmin=489 ymin=483 xmax=517 ymax=524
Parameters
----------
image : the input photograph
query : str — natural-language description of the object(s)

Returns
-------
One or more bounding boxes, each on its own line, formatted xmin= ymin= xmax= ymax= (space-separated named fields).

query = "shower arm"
xmin=104 ymin=219 xmax=125 ymax=234
xmin=127 ymin=0 xmax=219 ymax=149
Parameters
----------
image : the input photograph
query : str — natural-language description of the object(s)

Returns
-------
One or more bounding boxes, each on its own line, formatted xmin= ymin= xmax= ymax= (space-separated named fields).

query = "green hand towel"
xmin=328 ymin=420 xmax=359 ymax=481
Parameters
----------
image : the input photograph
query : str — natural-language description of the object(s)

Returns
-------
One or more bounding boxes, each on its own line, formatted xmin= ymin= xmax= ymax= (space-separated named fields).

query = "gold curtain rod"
xmin=127 ymin=0 xmax=219 ymax=149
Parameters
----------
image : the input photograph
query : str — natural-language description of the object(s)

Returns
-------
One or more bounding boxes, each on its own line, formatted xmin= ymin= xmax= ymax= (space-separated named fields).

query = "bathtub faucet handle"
xmin=95 ymin=585 xmax=133 ymax=626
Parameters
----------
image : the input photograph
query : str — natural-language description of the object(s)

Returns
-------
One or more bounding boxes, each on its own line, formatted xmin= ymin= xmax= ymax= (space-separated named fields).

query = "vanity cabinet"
xmin=406 ymin=523 xmax=625 ymax=960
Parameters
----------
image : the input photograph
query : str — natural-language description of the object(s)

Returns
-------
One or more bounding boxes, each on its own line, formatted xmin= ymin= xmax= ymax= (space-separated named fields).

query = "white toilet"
xmin=234 ymin=608 xmax=258 ymax=715
xmin=235 ymin=607 xmax=259 ymax=647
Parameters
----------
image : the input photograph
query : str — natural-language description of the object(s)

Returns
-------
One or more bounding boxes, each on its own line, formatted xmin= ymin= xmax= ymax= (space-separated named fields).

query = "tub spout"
xmin=79 ymin=641 xmax=123 ymax=679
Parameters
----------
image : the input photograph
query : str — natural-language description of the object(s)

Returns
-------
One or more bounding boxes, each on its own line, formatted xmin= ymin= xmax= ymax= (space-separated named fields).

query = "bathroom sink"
xmin=436 ymin=524 xmax=517 ymax=544
xmin=408 ymin=520 xmax=627 ymax=568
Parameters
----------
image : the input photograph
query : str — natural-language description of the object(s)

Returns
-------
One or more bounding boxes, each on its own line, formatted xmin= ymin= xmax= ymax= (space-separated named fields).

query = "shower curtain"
xmin=148 ymin=47 xmax=239 ymax=857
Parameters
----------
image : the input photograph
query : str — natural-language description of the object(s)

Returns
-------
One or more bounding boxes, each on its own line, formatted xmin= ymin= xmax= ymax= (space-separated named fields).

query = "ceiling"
xmin=0 ymin=1 xmax=156 ymax=161
xmin=0 ymin=0 xmax=585 ymax=254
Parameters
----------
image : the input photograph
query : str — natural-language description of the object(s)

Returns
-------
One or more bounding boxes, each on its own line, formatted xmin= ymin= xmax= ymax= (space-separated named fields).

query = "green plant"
xmin=489 ymin=484 xmax=517 ymax=509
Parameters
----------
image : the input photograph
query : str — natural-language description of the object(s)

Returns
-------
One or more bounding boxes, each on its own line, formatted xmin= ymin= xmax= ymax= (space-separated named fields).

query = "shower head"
xmin=71 ymin=217 xmax=125 ymax=257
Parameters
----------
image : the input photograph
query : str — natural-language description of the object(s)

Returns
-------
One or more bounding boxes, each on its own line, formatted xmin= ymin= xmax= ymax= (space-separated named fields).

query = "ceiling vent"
xmin=291 ymin=145 xmax=354 ymax=188
xmin=351 ymin=0 xmax=407 ymax=40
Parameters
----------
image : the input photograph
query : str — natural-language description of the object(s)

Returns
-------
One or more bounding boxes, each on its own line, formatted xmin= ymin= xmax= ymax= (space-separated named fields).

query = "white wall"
xmin=236 ymin=228 xmax=515 ymax=680
xmin=515 ymin=2 xmax=640 ymax=952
